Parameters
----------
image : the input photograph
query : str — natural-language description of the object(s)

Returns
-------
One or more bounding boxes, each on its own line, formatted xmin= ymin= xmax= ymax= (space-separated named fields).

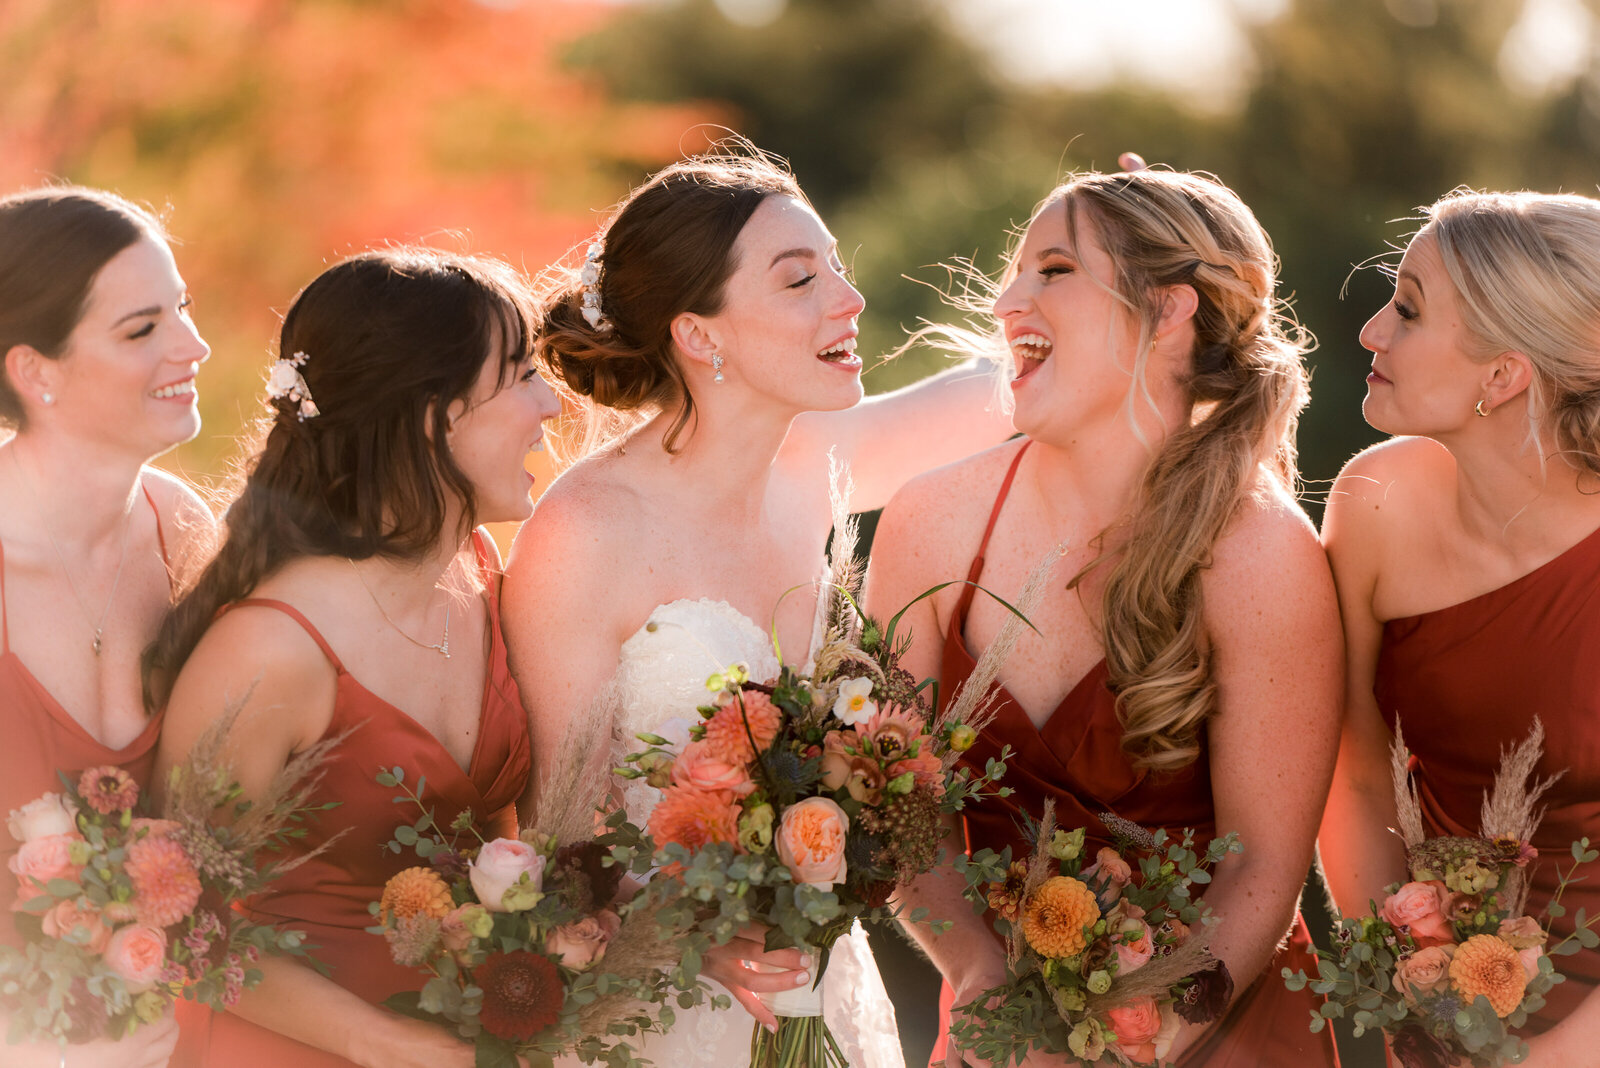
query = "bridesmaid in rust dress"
xmin=867 ymin=165 xmax=1343 ymax=1067
xmin=149 ymin=249 xmax=559 ymax=1068
xmin=0 ymin=186 xmax=214 ymax=1068
xmin=1320 ymin=191 xmax=1600 ymax=1064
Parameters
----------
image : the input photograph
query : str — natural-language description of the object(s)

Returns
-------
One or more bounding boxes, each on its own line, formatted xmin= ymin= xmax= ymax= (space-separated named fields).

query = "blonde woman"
xmin=867 ymin=166 xmax=1342 ymax=1066
xmin=1319 ymin=191 xmax=1600 ymax=1065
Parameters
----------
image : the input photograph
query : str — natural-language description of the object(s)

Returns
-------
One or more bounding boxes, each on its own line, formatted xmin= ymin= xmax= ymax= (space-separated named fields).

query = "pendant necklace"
xmin=348 ymin=558 xmax=451 ymax=658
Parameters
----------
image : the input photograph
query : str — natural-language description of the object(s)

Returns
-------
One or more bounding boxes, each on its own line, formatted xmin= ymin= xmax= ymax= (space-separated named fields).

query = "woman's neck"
xmin=633 ymin=395 xmax=797 ymax=516
xmin=1445 ymin=425 xmax=1600 ymax=552
xmin=3 ymin=431 xmax=148 ymax=548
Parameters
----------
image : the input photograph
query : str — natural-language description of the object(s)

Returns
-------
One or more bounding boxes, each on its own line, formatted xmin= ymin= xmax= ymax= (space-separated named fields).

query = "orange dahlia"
xmin=647 ymin=785 xmax=742 ymax=854
xmin=125 ymin=833 xmax=202 ymax=928
xmin=1022 ymin=876 xmax=1100 ymax=959
xmin=1449 ymin=934 xmax=1528 ymax=1017
xmin=703 ymin=691 xmax=783 ymax=765
xmin=380 ymin=867 xmax=454 ymax=922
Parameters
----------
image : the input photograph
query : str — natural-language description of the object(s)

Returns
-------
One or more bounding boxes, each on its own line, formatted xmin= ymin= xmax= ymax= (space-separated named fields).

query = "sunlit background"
xmin=6 ymin=1 xmax=1596 ymax=1062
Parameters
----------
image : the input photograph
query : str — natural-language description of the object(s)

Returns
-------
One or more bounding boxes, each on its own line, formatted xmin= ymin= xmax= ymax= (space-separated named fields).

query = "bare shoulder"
xmin=167 ymin=596 xmax=337 ymax=747
xmin=139 ymin=465 xmax=216 ymax=553
xmin=1206 ymin=474 xmax=1334 ymax=609
xmin=879 ymin=438 xmax=1025 ymax=540
xmin=508 ymin=462 xmax=643 ymax=588
xmin=1325 ymin=437 xmax=1452 ymax=534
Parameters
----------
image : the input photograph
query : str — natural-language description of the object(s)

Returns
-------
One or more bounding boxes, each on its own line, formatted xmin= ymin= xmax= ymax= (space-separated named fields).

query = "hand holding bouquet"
xmin=1283 ymin=720 xmax=1599 ymax=1067
xmin=2 ymin=700 xmax=332 ymax=1047
xmin=950 ymin=800 xmax=1240 ymax=1067
xmin=368 ymin=764 xmax=703 ymax=1068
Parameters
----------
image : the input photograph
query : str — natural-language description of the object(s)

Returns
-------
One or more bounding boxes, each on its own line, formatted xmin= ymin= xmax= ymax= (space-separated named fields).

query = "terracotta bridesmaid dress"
xmin=0 ymin=484 xmax=169 ymax=948
xmin=1375 ymin=522 xmax=1600 ymax=1036
xmin=933 ymin=442 xmax=1339 ymax=1068
xmin=172 ymin=531 xmax=532 ymax=1067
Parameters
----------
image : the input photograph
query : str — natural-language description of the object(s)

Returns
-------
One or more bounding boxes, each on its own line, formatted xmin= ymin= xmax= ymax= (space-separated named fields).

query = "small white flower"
xmin=579 ymin=262 xmax=600 ymax=285
xmin=832 ymin=677 xmax=877 ymax=726
xmin=266 ymin=360 xmax=301 ymax=398
xmin=581 ymin=304 xmax=602 ymax=328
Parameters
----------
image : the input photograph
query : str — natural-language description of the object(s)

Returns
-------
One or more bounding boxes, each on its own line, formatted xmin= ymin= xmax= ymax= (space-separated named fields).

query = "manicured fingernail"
xmin=765 ymin=1022 xmax=777 ymax=1034
xmin=795 ymin=971 xmax=810 ymax=986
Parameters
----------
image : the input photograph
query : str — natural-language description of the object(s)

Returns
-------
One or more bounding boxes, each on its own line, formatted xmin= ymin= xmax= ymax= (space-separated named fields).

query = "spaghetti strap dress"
xmin=1374 ymin=521 xmax=1600 ymax=1035
xmin=0 ymin=482 xmax=170 ymax=948
xmin=172 ymin=530 xmax=533 ymax=1067
xmin=934 ymin=440 xmax=1339 ymax=1068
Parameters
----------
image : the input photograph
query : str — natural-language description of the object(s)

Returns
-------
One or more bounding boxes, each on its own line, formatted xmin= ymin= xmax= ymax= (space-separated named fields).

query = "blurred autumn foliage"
xmin=0 ymin=0 xmax=716 ymax=484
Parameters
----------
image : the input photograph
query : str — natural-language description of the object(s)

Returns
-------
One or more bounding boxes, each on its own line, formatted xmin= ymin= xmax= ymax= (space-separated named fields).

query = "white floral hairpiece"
xmin=578 ymin=239 xmax=612 ymax=333
xmin=265 ymin=350 xmax=320 ymax=422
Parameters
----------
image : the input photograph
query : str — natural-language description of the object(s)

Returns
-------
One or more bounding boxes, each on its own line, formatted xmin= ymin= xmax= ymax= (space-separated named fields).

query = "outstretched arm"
xmin=787 ymin=358 xmax=1012 ymax=512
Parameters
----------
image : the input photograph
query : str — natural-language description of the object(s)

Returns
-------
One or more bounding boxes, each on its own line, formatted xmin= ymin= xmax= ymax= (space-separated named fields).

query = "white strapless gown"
xmin=606 ymin=597 xmax=904 ymax=1068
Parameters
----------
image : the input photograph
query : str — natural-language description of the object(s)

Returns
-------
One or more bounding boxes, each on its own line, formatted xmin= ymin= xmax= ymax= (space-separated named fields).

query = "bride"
xmin=502 ymin=148 xmax=1011 ymax=1066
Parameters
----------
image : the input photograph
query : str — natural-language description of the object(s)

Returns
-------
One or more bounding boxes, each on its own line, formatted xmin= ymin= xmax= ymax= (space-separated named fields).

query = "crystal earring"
xmin=712 ymin=354 xmax=725 ymax=384
xmin=40 ymin=392 xmax=53 ymax=405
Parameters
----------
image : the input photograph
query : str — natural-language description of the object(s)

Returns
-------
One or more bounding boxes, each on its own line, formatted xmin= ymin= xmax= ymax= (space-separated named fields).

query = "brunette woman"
xmin=151 ymin=248 xmax=558 ymax=1068
xmin=1 ymin=186 xmax=214 ymax=1068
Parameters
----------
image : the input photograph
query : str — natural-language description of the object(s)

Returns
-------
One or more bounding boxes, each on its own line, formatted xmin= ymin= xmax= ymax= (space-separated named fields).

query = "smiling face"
xmin=447 ymin=335 xmax=562 ymax=526
xmin=698 ymin=194 xmax=866 ymax=414
xmin=51 ymin=232 xmax=210 ymax=457
xmin=1359 ymin=233 xmax=1488 ymax=436
xmin=993 ymin=198 xmax=1165 ymax=444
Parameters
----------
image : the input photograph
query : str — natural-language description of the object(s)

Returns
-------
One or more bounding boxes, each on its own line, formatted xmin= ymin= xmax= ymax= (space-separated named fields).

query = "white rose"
xmin=832 ymin=677 xmax=877 ymax=727
xmin=469 ymin=838 xmax=546 ymax=913
xmin=8 ymin=793 xmax=76 ymax=843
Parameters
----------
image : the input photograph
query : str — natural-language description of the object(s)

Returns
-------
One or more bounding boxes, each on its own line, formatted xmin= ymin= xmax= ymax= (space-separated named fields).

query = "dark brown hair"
xmin=0 ymin=186 xmax=168 ymax=429
xmin=536 ymin=149 xmax=805 ymax=453
xmin=144 ymin=247 xmax=537 ymax=709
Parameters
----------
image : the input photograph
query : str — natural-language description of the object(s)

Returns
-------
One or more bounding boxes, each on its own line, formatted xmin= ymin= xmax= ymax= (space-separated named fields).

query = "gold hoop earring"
xmin=1475 ymin=399 xmax=1490 ymax=418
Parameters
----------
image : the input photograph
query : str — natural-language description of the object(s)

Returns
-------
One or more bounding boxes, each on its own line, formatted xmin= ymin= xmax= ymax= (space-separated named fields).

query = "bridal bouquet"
xmin=367 ymin=762 xmax=705 ymax=1068
xmin=1 ymin=702 xmax=331 ymax=1047
xmin=948 ymin=800 xmax=1240 ymax=1067
xmin=1283 ymin=721 xmax=1599 ymax=1067
xmin=607 ymin=503 xmax=1027 ymax=1068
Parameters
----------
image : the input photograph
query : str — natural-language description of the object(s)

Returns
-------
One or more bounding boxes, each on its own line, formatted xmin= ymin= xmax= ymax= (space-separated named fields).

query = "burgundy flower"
xmin=548 ymin=840 xmax=623 ymax=911
xmin=477 ymin=950 xmax=564 ymax=1041
xmin=1175 ymin=961 xmax=1235 ymax=1025
xmin=1390 ymin=1025 xmax=1456 ymax=1068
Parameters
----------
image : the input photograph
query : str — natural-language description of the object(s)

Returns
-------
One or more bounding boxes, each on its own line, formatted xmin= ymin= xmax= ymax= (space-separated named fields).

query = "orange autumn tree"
xmin=0 ymin=0 xmax=717 ymax=486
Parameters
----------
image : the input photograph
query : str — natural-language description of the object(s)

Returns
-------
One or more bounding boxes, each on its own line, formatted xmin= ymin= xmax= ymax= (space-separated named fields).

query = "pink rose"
xmin=1381 ymin=881 xmax=1454 ymax=948
xmin=775 ymin=797 xmax=850 ymax=888
xmin=7 ymin=793 xmax=76 ymax=843
xmin=671 ymin=740 xmax=756 ymax=798
xmin=545 ymin=909 xmax=621 ymax=970
xmin=1084 ymin=846 xmax=1133 ymax=886
xmin=1107 ymin=995 xmax=1164 ymax=1062
xmin=1499 ymin=917 xmax=1548 ymax=981
xmin=9 ymin=832 xmax=83 ymax=895
xmin=42 ymin=899 xmax=111 ymax=953
xmin=1394 ymin=944 xmax=1456 ymax=1003
xmin=469 ymin=838 xmax=545 ymax=912
xmin=104 ymin=924 xmax=168 ymax=991
xmin=1517 ymin=945 xmax=1544 ymax=982
xmin=1116 ymin=918 xmax=1154 ymax=974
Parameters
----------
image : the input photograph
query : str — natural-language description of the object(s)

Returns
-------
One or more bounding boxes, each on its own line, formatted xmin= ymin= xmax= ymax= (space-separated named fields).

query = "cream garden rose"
xmin=469 ymin=838 xmax=545 ymax=913
xmin=6 ymin=793 xmax=75 ymax=843
xmin=775 ymin=796 xmax=849 ymax=888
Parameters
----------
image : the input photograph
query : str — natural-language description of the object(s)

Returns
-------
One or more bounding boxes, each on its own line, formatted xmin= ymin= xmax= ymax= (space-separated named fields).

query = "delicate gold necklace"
xmin=9 ymin=448 xmax=135 ymax=657
xmin=348 ymin=558 xmax=451 ymax=658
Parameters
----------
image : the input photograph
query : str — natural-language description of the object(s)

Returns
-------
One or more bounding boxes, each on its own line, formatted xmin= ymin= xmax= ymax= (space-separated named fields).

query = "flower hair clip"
xmin=579 ymin=239 xmax=612 ymax=333
xmin=266 ymin=350 xmax=320 ymax=422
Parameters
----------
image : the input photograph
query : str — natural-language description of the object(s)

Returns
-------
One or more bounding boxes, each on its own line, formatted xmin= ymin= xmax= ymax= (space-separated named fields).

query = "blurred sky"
xmin=688 ymin=0 xmax=1595 ymax=107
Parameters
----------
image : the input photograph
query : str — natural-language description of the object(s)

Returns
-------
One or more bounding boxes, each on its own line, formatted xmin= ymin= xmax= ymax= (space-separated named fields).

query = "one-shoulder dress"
xmin=0 ymin=483 xmax=169 ymax=947
xmin=1375 ymin=520 xmax=1600 ymax=1035
xmin=173 ymin=531 xmax=532 ymax=1067
xmin=936 ymin=442 xmax=1339 ymax=1068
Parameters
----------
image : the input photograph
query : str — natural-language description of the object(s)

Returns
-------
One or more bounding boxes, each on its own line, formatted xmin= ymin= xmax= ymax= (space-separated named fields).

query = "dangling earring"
xmin=1475 ymin=399 xmax=1491 ymax=418
xmin=39 ymin=392 xmax=53 ymax=406
xmin=712 ymin=354 xmax=725 ymax=384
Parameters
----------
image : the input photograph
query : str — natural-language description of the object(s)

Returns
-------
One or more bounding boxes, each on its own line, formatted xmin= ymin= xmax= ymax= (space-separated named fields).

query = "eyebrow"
xmin=111 ymin=305 xmax=162 ymax=328
xmin=1398 ymin=269 xmax=1425 ymax=298
xmin=770 ymin=240 xmax=842 ymax=270
xmin=1037 ymin=246 xmax=1076 ymax=261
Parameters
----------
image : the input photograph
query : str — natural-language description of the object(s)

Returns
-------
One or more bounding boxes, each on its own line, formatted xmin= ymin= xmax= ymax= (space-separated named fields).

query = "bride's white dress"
xmin=608 ymin=596 xmax=905 ymax=1068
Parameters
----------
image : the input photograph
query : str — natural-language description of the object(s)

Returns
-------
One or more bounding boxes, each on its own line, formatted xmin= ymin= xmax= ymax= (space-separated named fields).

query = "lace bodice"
xmin=600 ymin=596 xmax=903 ymax=1068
